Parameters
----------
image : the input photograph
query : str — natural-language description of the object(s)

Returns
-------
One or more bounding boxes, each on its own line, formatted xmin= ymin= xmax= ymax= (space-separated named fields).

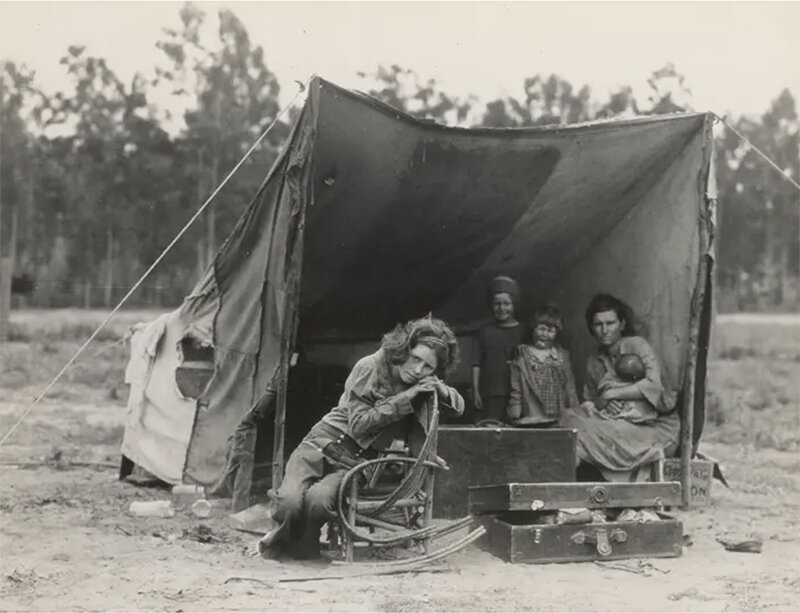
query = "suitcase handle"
xmin=570 ymin=527 xmax=628 ymax=557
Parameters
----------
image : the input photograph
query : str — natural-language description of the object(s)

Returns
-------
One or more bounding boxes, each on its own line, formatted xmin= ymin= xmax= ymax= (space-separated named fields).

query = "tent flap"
xmin=182 ymin=102 xmax=315 ymax=486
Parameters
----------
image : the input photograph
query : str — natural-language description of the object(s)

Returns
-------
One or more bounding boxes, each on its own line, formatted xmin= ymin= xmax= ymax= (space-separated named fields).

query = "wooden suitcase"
xmin=432 ymin=427 xmax=577 ymax=519
xmin=478 ymin=512 xmax=684 ymax=564
xmin=470 ymin=482 xmax=684 ymax=564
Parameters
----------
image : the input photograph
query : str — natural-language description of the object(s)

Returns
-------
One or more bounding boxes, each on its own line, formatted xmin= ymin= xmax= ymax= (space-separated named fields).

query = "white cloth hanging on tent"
xmin=121 ymin=310 xmax=197 ymax=483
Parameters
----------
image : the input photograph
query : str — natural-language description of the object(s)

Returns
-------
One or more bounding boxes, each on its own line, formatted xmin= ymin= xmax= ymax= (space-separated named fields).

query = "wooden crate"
xmin=662 ymin=459 xmax=713 ymax=506
xmin=478 ymin=513 xmax=683 ymax=564
xmin=469 ymin=481 xmax=682 ymax=515
xmin=432 ymin=427 xmax=576 ymax=519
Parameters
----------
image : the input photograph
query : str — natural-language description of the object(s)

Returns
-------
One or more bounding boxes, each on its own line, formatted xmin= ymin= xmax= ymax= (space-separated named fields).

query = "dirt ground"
xmin=1 ymin=311 xmax=799 ymax=611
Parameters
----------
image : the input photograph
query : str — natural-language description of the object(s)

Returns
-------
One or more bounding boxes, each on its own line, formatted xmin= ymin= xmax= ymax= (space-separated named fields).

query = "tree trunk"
xmin=206 ymin=206 xmax=216 ymax=269
xmin=0 ymin=258 xmax=11 ymax=342
xmin=765 ymin=201 xmax=783 ymax=308
xmin=196 ymin=240 xmax=206 ymax=281
xmin=0 ymin=206 xmax=18 ymax=342
xmin=206 ymin=95 xmax=222 ymax=272
xmin=776 ymin=195 xmax=798 ymax=310
xmin=195 ymin=149 xmax=207 ymax=280
xmin=83 ymin=225 xmax=92 ymax=309
xmin=206 ymin=154 xmax=219 ymax=267
xmin=19 ymin=170 xmax=35 ymax=308
xmin=777 ymin=236 xmax=794 ymax=310
xmin=104 ymin=222 xmax=114 ymax=308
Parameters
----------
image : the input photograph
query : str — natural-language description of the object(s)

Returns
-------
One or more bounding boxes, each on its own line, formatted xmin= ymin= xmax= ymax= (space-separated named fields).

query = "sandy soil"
xmin=1 ymin=312 xmax=799 ymax=611
xmin=1 ymin=398 xmax=798 ymax=612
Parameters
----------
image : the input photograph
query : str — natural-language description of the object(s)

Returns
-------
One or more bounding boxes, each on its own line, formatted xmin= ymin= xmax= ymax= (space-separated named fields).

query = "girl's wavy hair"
xmin=381 ymin=316 xmax=460 ymax=377
xmin=584 ymin=293 xmax=637 ymax=336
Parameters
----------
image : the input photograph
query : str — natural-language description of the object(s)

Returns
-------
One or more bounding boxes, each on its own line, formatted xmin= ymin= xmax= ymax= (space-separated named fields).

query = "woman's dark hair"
xmin=530 ymin=303 xmax=564 ymax=331
xmin=381 ymin=316 xmax=460 ymax=377
xmin=584 ymin=293 xmax=636 ymax=336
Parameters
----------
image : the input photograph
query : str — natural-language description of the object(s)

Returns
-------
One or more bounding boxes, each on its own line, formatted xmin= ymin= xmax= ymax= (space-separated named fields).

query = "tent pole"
xmin=270 ymin=170 xmax=310 ymax=490
xmin=680 ymin=123 xmax=714 ymax=508
xmin=272 ymin=359 xmax=289 ymax=488
xmin=271 ymin=238 xmax=303 ymax=490
xmin=681 ymin=245 xmax=711 ymax=508
xmin=679 ymin=258 xmax=705 ymax=508
xmin=271 ymin=265 xmax=301 ymax=489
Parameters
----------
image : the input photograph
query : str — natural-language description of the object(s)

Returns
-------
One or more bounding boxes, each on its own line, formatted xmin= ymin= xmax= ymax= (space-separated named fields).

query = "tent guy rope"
xmin=0 ymin=79 xmax=309 ymax=449
xmin=713 ymin=112 xmax=800 ymax=194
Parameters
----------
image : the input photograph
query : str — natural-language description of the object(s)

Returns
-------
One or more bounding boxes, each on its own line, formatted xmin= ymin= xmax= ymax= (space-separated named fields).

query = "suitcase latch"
xmin=570 ymin=527 xmax=628 ymax=557
xmin=590 ymin=485 xmax=609 ymax=505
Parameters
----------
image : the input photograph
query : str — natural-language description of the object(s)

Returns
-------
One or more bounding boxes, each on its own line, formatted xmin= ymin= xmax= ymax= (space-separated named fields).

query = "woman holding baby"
xmin=560 ymin=293 xmax=680 ymax=480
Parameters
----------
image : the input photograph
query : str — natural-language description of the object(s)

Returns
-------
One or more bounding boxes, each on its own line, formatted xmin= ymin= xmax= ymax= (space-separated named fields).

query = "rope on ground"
xmin=713 ymin=112 xmax=800 ymax=194
xmin=0 ymin=79 xmax=309 ymax=449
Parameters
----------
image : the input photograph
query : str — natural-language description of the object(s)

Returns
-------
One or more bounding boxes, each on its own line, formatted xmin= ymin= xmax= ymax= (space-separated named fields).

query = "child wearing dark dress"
xmin=471 ymin=276 xmax=527 ymax=423
xmin=507 ymin=304 xmax=579 ymax=426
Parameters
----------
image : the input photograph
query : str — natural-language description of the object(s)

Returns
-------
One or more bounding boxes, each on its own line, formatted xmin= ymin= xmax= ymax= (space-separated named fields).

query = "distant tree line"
xmin=1 ymin=3 xmax=797 ymax=312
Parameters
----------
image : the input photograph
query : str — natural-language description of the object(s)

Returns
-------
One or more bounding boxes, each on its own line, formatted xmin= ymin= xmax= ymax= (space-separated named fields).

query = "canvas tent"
xmin=122 ymin=77 xmax=715 ymax=503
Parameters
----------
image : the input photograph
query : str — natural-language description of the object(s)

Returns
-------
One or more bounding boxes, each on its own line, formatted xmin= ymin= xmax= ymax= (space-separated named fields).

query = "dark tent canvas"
xmin=122 ymin=77 xmax=715 ymax=492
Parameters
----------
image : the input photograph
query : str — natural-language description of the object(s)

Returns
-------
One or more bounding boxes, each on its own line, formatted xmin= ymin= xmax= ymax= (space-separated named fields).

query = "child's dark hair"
xmin=530 ymin=303 xmax=564 ymax=331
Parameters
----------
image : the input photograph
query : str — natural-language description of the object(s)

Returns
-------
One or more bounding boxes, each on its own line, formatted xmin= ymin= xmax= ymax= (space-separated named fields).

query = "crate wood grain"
xmin=432 ymin=427 xmax=577 ymax=519
xmin=478 ymin=515 xmax=684 ymax=564
xmin=469 ymin=481 xmax=682 ymax=514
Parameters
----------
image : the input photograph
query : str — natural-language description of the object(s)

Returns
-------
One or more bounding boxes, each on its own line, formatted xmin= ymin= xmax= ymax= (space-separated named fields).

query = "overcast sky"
xmin=1 ymin=1 xmax=799 ymax=120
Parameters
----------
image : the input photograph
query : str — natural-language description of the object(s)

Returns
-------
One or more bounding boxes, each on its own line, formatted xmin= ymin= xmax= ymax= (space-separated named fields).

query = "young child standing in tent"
xmin=471 ymin=276 xmax=527 ymax=424
xmin=507 ymin=304 xmax=579 ymax=426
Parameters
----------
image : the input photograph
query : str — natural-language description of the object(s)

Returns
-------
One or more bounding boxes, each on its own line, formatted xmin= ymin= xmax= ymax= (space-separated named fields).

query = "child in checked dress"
xmin=507 ymin=304 xmax=579 ymax=426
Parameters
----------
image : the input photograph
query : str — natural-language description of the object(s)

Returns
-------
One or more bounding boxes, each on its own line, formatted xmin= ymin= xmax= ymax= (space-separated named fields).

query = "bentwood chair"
xmin=329 ymin=393 xmax=474 ymax=562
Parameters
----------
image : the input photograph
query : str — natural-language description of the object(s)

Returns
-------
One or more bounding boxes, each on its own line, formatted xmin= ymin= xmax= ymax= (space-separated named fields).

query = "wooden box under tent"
xmin=469 ymin=482 xmax=685 ymax=564
xmin=432 ymin=426 xmax=578 ymax=519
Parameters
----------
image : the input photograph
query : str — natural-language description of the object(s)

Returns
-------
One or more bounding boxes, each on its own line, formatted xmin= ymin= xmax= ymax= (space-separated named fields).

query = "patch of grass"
xmin=713 ymin=315 xmax=800 ymax=362
xmin=1 ymin=338 xmax=130 ymax=394
xmin=716 ymin=346 xmax=757 ymax=360
xmin=8 ymin=308 xmax=167 ymax=343
xmin=7 ymin=323 xmax=31 ymax=343
xmin=704 ymin=316 xmax=800 ymax=453
xmin=68 ymin=423 xmax=125 ymax=446
xmin=706 ymin=345 xmax=799 ymax=451
xmin=2 ymin=309 xmax=167 ymax=393
xmin=705 ymin=389 xmax=726 ymax=426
